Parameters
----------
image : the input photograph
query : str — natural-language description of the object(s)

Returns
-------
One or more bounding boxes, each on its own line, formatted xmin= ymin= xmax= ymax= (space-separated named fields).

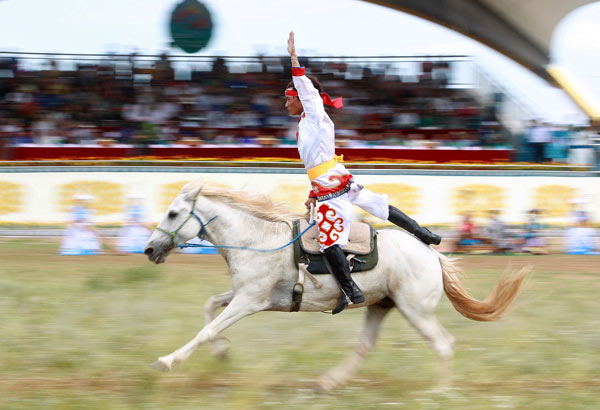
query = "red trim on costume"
xmin=316 ymin=203 xmax=344 ymax=247
xmin=308 ymin=189 xmax=318 ymax=198
xmin=310 ymin=174 xmax=353 ymax=198
xmin=292 ymin=67 xmax=306 ymax=76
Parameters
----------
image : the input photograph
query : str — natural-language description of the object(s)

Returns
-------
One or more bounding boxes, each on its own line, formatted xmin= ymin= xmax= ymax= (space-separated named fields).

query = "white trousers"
xmin=316 ymin=183 xmax=389 ymax=250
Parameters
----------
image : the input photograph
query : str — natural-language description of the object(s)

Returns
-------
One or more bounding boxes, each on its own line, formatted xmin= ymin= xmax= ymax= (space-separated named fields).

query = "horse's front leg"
xmin=204 ymin=290 xmax=234 ymax=358
xmin=151 ymin=294 xmax=266 ymax=372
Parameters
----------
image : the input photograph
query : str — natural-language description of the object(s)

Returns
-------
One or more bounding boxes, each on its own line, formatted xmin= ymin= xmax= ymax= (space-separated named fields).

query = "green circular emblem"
xmin=169 ymin=0 xmax=214 ymax=53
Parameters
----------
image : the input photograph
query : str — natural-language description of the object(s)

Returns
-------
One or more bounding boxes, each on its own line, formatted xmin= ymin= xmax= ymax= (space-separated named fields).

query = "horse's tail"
xmin=436 ymin=252 xmax=531 ymax=322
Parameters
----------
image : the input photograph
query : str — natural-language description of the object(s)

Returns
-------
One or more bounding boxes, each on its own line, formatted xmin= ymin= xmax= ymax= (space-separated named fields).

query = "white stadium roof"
xmin=365 ymin=0 xmax=600 ymax=119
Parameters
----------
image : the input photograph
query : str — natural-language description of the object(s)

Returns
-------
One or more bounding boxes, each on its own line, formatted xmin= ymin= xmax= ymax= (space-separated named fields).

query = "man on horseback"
xmin=285 ymin=32 xmax=441 ymax=314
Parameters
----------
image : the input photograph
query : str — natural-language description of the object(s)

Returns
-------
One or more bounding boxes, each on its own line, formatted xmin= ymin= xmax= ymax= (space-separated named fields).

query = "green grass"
xmin=1 ymin=239 xmax=600 ymax=409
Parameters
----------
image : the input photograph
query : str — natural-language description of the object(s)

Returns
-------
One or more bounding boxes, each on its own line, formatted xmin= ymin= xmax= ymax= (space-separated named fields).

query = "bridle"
xmin=156 ymin=199 xmax=217 ymax=246
xmin=155 ymin=198 xmax=316 ymax=253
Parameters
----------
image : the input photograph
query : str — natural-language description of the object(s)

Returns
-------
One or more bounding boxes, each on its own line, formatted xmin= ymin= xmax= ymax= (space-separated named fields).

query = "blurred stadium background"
xmin=1 ymin=0 xmax=599 ymax=409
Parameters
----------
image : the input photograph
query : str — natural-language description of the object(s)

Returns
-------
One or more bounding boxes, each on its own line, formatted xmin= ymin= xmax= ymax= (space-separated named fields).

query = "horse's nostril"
xmin=144 ymin=247 xmax=154 ymax=256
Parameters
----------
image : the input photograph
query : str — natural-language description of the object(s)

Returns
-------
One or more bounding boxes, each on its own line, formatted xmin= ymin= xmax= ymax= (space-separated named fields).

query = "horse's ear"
xmin=183 ymin=185 xmax=203 ymax=202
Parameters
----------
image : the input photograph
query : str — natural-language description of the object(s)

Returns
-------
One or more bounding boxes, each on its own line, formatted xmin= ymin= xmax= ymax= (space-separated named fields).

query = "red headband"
xmin=285 ymin=89 xmax=344 ymax=109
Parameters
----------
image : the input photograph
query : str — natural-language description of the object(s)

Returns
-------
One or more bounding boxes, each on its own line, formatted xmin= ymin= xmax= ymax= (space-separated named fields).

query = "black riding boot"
xmin=388 ymin=205 xmax=442 ymax=245
xmin=323 ymin=245 xmax=366 ymax=315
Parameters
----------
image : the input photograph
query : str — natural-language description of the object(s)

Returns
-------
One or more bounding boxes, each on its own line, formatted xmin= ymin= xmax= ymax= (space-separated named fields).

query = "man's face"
xmin=285 ymin=90 xmax=303 ymax=116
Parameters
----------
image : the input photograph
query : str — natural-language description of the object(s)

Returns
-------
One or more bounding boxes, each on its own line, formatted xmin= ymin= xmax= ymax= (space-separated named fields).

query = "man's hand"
xmin=288 ymin=31 xmax=300 ymax=67
xmin=304 ymin=197 xmax=316 ymax=211
xmin=287 ymin=31 xmax=296 ymax=56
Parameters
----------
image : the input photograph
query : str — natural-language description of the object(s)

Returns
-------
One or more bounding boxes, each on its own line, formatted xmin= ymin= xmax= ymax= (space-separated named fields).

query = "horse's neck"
xmin=201 ymin=200 xmax=290 ymax=250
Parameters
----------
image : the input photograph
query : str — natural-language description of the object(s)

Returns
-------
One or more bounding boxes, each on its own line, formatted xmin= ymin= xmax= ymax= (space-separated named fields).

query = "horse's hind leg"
xmin=395 ymin=300 xmax=454 ymax=360
xmin=393 ymin=293 xmax=455 ymax=387
xmin=204 ymin=290 xmax=234 ymax=358
xmin=318 ymin=300 xmax=393 ymax=392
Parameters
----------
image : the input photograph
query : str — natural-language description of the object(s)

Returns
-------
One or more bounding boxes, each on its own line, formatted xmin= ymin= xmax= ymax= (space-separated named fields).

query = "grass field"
xmin=1 ymin=238 xmax=600 ymax=409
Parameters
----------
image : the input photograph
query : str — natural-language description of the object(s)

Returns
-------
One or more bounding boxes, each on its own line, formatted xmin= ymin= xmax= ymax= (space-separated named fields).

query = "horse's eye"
xmin=168 ymin=211 xmax=177 ymax=218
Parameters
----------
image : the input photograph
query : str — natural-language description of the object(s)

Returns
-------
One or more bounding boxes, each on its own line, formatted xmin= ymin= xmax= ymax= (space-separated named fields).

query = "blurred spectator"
xmin=518 ymin=209 xmax=547 ymax=254
xmin=544 ymin=125 xmax=570 ymax=163
xmin=592 ymin=122 xmax=600 ymax=170
xmin=483 ymin=209 xmax=512 ymax=253
xmin=452 ymin=212 xmax=484 ymax=252
xmin=526 ymin=120 xmax=553 ymax=163
xmin=568 ymin=125 xmax=596 ymax=166
xmin=59 ymin=194 xmax=102 ymax=255
xmin=563 ymin=197 xmax=597 ymax=254
xmin=117 ymin=194 xmax=152 ymax=254
xmin=565 ymin=213 xmax=598 ymax=254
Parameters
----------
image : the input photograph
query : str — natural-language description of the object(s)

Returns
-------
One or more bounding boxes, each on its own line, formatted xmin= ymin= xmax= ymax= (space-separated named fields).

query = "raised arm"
xmin=287 ymin=31 xmax=300 ymax=68
xmin=287 ymin=31 xmax=325 ymax=120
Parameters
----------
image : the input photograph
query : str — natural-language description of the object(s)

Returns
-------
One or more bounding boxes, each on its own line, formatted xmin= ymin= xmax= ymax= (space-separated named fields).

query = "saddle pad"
xmin=297 ymin=218 xmax=375 ymax=255
xmin=292 ymin=219 xmax=379 ymax=275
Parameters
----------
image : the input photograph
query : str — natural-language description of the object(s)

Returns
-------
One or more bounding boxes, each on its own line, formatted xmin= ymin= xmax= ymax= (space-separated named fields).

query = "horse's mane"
xmin=182 ymin=180 xmax=307 ymax=223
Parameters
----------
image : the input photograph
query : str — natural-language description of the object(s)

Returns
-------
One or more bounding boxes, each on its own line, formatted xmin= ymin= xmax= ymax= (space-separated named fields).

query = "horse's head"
xmin=144 ymin=187 xmax=203 ymax=264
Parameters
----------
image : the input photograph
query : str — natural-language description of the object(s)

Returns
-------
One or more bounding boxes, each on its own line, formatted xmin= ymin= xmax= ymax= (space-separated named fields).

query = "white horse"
xmin=144 ymin=181 xmax=530 ymax=390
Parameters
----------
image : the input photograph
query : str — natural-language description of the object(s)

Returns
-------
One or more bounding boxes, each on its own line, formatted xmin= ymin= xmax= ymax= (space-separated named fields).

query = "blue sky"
xmin=1 ymin=0 xmax=599 ymax=124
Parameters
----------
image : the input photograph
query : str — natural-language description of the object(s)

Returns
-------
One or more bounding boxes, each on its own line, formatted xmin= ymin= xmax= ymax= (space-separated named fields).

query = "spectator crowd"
xmin=451 ymin=205 xmax=598 ymax=255
xmin=0 ymin=54 xmax=508 ymax=155
xmin=0 ymin=53 xmax=598 ymax=165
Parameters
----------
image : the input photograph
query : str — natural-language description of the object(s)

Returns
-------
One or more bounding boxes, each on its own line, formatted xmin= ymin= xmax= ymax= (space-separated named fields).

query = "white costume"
xmin=292 ymin=67 xmax=388 ymax=249
xmin=565 ymin=226 xmax=598 ymax=254
xmin=117 ymin=203 xmax=151 ymax=253
xmin=60 ymin=203 xmax=102 ymax=255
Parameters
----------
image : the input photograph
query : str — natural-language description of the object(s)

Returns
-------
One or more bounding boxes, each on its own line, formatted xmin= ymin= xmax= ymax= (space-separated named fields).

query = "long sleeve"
xmin=291 ymin=67 xmax=352 ymax=201
xmin=291 ymin=67 xmax=325 ymax=121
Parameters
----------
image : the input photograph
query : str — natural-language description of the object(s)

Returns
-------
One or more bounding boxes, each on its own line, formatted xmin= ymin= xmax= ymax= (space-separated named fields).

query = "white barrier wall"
xmin=0 ymin=170 xmax=598 ymax=225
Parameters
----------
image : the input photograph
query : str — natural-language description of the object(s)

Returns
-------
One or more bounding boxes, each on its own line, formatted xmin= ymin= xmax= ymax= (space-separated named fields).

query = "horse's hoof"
xmin=150 ymin=358 xmax=171 ymax=372
xmin=316 ymin=375 xmax=338 ymax=393
xmin=211 ymin=338 xmax=230 ymax=359
xmin=212 ymin=344 xmax=230 ymax=360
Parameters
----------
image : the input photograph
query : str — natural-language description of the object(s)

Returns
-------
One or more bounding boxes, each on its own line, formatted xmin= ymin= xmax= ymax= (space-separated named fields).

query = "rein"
xmin=156 ymin=199 xmax=316 ymax=253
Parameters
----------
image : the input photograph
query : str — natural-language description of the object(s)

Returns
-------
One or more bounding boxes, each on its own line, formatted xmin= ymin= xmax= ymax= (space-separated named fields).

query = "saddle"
xmin=292 ymin=219 xmax=379 ymax=275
